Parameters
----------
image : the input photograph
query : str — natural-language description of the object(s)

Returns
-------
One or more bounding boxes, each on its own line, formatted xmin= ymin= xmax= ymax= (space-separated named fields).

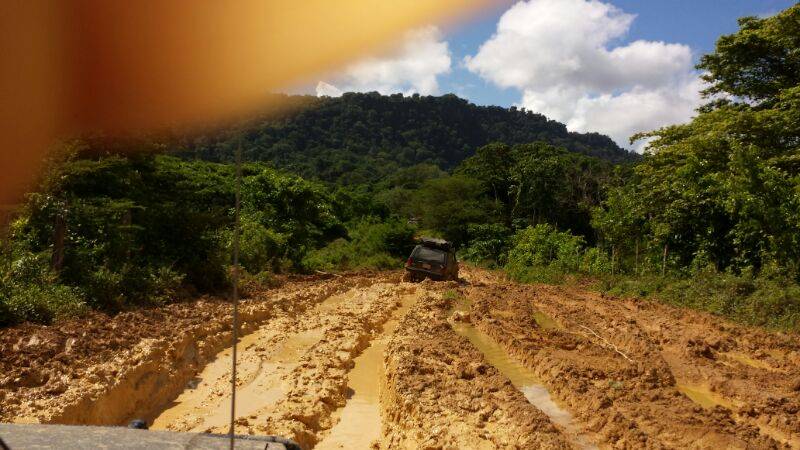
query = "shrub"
xmin=581 ymin=247 xmax=612 ymax=275
xmin=84 ymin=266 xmax=125 ymax=310
xmin=302 ymin=218 xmax=415 ymax=271
xmin=238 ymin=269 xmax=283 ymax=298
xmin=599 ymin=266 xmax=800 ymax=331
xmin=147 ymin=266 xmax=185 ymax=304
xmin=461 ymin=223 xmax=512 ymax=266
xmin=507 ymin=224 xmax=584 ymax=273
xmin=0 ymin=284 xmax=87 ymax=325
xmin=302 ymin=238 xmax=351 ymax=271
xmin=225 ymin=216 xmax=289 ymax=274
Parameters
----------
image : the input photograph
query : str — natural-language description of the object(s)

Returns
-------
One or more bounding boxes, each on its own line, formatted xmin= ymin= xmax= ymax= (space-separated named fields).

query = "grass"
xmin=594 ymin=271 xmax=800 ymax=332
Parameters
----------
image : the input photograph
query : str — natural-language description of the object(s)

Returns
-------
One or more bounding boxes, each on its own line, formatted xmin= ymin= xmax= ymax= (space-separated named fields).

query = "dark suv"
xmin=404 ymin=237 xmax=458 ymax=281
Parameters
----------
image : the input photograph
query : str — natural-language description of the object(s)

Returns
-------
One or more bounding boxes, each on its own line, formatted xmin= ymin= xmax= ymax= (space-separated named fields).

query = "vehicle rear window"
xmin=413 ymin=246 xmax=446 ymax=264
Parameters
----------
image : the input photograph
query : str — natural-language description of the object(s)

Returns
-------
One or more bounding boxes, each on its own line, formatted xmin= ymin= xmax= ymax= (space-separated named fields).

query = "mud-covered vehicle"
xmin=404 ymin=237 xmax=458 ymax=281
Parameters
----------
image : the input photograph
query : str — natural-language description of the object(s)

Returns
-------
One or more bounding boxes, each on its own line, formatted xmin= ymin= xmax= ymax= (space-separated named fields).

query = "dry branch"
xmin=577 ymin=324 xmax=634 ymax=363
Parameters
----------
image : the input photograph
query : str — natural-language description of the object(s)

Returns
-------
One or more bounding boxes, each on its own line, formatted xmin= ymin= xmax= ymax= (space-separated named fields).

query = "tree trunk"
xmin=662 ymin=243 xmax=668 ymax=276
xmin=123 ymin=209 xmax=132 ymax=259
xmin=611 ymin=245 xmax=616 ymax=276
xmin=635 ymin=238 xmax=640 ymax=276
xmin=51 ymin=210 xmax=66 ymax=272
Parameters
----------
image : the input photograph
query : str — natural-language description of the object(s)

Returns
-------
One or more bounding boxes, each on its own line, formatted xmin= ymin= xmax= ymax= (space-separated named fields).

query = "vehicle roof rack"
xmin=420 ymin=236 xmax=452 ymax=250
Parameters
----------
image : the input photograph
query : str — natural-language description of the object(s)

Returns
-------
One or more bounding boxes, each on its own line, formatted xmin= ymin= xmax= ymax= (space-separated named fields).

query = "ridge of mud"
xmin=462 ymin=267 xmax=787 ymax=449
xmin=381 ymin=284 xmax=573 ymax=449
xmin=1 ymin=273 xmax=382 ymax=425
xmin=249 ymin=282 xmax=417 ymax=449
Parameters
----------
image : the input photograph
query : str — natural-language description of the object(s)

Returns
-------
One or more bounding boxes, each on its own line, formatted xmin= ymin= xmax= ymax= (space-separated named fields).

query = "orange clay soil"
xmin=2 ymin=266 xmax=798 ymax=449
xmin=460 ymin=265 xmax=799 ymax=449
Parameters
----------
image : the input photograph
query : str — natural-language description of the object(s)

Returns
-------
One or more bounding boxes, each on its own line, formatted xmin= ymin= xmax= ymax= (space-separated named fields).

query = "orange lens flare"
xmin=0 ymin=0 xmax=494 ymax=204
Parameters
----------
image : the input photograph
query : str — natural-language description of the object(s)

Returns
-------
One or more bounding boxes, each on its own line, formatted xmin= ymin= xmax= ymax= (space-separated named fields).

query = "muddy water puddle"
xmin=449 ymin=299 xmax=596 ymax=449
xmin=315 ymin=293 xmax=418 ymax=449
xmin=721 ymin=351 xmax=784 ymax=372
xmin=676 ymin=384 xmax=735 ymax=410
xmin=533 ymin=310 xmax=562 ymax=330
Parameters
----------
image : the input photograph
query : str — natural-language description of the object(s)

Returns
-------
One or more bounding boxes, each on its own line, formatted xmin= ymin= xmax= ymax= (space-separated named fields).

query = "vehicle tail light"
xmin=406 ymin=257 xmax=413 ymax=267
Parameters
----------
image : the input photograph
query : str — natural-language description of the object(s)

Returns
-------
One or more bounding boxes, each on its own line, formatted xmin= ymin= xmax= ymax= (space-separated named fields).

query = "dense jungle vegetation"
xmin=175 ymin=92 xmax=635 ymax=184
xmin=1 ymin=5 xmax=799 ymax=330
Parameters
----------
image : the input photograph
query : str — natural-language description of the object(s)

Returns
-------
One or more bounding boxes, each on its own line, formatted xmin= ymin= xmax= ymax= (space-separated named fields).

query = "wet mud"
xmin=3 ymin=266 xmax=798 ymax=449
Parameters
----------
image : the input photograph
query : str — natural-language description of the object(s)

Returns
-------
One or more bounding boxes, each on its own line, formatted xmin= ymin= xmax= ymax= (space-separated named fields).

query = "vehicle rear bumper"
xmin=405 ymin=267 xmax=445 ymax=280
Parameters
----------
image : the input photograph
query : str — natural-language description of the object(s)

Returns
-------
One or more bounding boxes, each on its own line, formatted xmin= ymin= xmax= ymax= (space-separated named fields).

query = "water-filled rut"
xmin=315 ymin=292 xmax=417 ymax=449
xmin=150 ymin=289 xmax=359 ymax=432
xmin=449 ymin=299 xmax=597 ymax=450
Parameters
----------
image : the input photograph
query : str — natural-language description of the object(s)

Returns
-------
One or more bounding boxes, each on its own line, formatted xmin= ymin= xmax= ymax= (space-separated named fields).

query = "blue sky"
xmin=312 ymin=0 xmax=796 ymax=150
xmin=443 ymin=0 xmax=796 ymax=107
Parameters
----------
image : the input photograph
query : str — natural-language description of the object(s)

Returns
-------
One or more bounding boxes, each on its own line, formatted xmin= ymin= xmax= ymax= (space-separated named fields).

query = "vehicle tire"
xmin=402 ymin=272 xmax=414 ymax=282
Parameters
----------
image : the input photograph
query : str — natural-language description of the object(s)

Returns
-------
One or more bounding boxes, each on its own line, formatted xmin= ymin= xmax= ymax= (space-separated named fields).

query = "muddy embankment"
xmin=0 ymin=273 xmax=382 ymax=426
xmin=460 ymin=266 xmax=800 ymax=449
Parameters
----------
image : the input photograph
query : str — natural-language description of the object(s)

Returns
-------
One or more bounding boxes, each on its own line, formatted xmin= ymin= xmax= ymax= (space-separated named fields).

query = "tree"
xmin=457 ymin=143 xmax=514 ymax=214
xmin=457 ymin=142 xmax=613 ymax=240
xmin=698 ymin=5 xmax=800 ymax=107
xmin=615 ymin=4 xmax=800 ymax=274
xmin=411 ymin=175 xmax=496 ymax=247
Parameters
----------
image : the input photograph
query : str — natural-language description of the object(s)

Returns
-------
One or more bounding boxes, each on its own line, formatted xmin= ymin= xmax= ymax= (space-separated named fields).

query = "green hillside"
xmin=176 ymin=92 xmax=636 ymax=185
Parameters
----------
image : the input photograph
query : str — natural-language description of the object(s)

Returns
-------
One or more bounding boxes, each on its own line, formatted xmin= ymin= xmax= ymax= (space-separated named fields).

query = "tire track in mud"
xmin=449 ymin=295 xmax=599 ymax=450
xmin=151 ymin=303 xmax=336 ymax=432
xmin=147 ymin=279 xmax=419 ymax=449
xmin=248 ymin=282 xmax=419 ymax=449
xmin=381 ymin=282 xmax=574 ymax=449
xmin=314 ymin=288 xmax=419 ymax=450
xmin=533 ymin=285 xmax=800 ymax=448
xmin=460 ymin=266 xmax=791 ymax=449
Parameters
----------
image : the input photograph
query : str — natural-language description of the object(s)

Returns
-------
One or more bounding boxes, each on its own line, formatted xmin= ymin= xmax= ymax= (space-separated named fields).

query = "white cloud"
xmin=315 ymin=81 xmax=343 ymax=97
xmin=465 ymin=0 xmax=703 ymax=151
xmin=316 ymin=26 xmax=451 ymax=97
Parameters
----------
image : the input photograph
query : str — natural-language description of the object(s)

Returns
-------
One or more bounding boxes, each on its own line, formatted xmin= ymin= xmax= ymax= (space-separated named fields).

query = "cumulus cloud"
xmin=316 ymin=26 xmax=451 ymax=97
xmin=465 ymin=0 xmax=702 ymax=150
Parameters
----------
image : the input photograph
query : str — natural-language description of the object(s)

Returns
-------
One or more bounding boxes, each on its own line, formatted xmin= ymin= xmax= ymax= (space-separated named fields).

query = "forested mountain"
xmin=176 ymin=92 xmax=636 ymax=184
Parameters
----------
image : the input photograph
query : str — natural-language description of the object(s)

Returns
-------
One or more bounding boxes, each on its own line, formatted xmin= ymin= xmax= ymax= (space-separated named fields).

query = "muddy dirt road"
xmin=2 ymin=267 xmax=799 ymax=449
